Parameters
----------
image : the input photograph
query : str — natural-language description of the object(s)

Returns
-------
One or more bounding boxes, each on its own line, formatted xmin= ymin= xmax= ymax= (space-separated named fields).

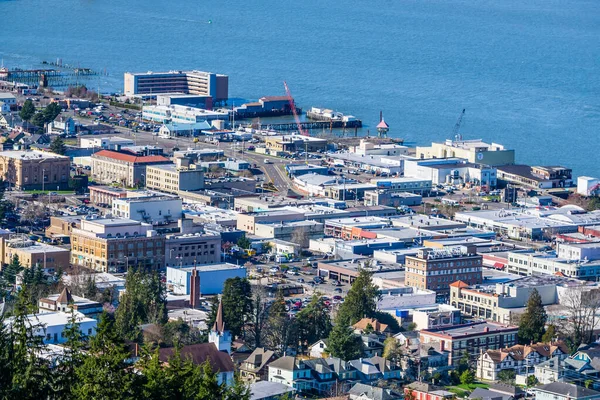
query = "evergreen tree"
xmin=541 ymin=324 xmax=557 ymax=343
xmin=3 ymin=254 xmax=23 ymax=285
xmin=518 ymin=289 xmax=547 ymax=344
xmin=50 ymin=136 xmax=67 ymax=155
xmin=264 ymin=290 xmax=295 ymax=355
xmin=137 ymin=346 xmax=171 ymax=400
xmin=31 ymin=112 xmax=46 ymax=128
xmin=294 ymin=294 xmax=332 ymax=353
xmin=326 ymin=323 xmax=363 ymax=361
xmin=335 ymin=265 xmax=379 ymax=326
xmin=221 ymin=277 xmax=253 ymax=339
xmin=19 ymin=99 xmax=36 ymax=122
xmin=236 ymin=236 xmax=251 ymax=250
xmin=43 ymin=102 xmax=62 ymax=123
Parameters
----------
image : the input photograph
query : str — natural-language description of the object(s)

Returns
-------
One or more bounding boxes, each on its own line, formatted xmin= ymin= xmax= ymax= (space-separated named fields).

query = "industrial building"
xmin=264 ymin=135 xmax=327 ymax=153
xmin=166 ymin=263 xmax=246 ymax=295
xmin=124 ymin=70 xmax=228 ymax=103
xmin=0 ymin=150 xmax=70 ymax=190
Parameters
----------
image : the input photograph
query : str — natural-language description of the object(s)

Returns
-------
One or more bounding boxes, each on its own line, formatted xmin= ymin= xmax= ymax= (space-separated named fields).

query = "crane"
xmin=283 ymin=81 xmax=308 ymax=137
xmin=452 ymin=108 xmax=466 ymax=141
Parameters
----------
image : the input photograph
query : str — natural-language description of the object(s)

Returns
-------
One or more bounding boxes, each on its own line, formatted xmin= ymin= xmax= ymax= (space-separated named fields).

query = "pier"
xmin=0 ymin=65 xmax=102 ymax=88
xmin=250 ymin=119 xmax=362 ymax=132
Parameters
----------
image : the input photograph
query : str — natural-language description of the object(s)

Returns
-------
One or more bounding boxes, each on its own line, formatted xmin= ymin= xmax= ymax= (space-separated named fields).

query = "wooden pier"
xmin=0 ymin=67 xmax=100 ymax=87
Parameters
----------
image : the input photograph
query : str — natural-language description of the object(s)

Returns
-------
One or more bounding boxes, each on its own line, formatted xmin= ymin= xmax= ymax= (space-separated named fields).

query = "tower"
xmin=376 ymin=111 xmax=389 ymax=138
xmin=209 ymin=298 xmax=232 ymax=354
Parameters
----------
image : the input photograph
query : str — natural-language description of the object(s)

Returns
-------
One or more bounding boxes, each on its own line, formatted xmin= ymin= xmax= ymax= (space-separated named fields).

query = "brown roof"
xmin=159 ymin=343 xmax=234 ymax=373
xmin=93 ymin=150 xmax=170 ymax=164
xmin=450 ymin=280 xmax=470 ymax=288
xmin=353 ymin=318 xmax=389 ymax=333
xmin=241 ymin=347 xmax=275 ymax=373
xmin=213 ymin=299 xmax=225 ymax=333
xmin=56 ymin=287 xmax=73 ymax=304
xmin=483 ymin=341 xmax=569 ymax=363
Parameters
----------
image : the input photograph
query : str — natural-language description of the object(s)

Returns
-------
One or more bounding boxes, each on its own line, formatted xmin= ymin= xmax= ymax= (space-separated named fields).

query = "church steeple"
xmin=209 ymin=298 xmax=231 ymax=354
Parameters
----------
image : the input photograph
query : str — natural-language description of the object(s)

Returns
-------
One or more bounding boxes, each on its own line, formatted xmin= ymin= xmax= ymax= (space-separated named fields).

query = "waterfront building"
xmin=350 ymin=139 xmax=408 ymax=156
xmin=404 ymin=246 xmax=483 ymax=296
xmin=415 ymin=139 xmax=515 ymax=166
xmin=124 ymin=70 xmax=228 ymax=103
xmin=156 ymin=93 xmax=213 ymax=108
xmin=497 ymin=165 xmax=573 ymax=189
xmin=142 ymin=104 xmax=228 ymax=124
xmin=578 ymin=176 xmax=600 ymax=196
xmin=264 ymin=135 xmax=327 ymax=153
xmin=70 ymin=218 xmax=164 ymax=272
xmin=90 ymin=149 xmax=171 ymax=187
xmin=404 ymin=158 xmax=497 ymax=188
xmin=0 ymin=150 xmax=70 ymax=190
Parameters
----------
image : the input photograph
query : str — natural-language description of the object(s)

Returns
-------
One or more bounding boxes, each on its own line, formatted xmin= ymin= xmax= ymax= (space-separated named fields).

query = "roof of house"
xmin=268 ymin=356 xmax=305 ymax=371
xmin=92 ymin=149 xmax=170 ymax=164
xmin=488 ymin=383 xmax=524 ymax=397
xmin=469 ymin=388 xmax=512 ymax=400
xmin=449 ymin=280 xmax=470 ymax=288
xmin=56 ymin=287 xmax=73 ymax=304
xmin=241 ymin=347 xmax=275 ymax=373
xmin=483 ymin=341 xmax=569 ymax=363
xmin=534 ymin=382 xmax=600 ymax=398
xmin=348 ymin=383 xmax=400 ymax=400
xmin=353 ymin=318 xmax=389 ymax=333
xmin=158 ymin=343 xmax=234 ymax=373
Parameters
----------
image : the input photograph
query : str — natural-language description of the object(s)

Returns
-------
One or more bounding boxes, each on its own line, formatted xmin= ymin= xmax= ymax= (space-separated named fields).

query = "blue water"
xmin=2 ymin=0 xmax=599 ymax=177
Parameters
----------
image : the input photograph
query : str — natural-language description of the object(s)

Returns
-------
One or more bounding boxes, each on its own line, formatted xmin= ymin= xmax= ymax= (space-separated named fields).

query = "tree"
xmin=561 ymin=287 xmax=600 ymax=350
xmin=19 ymin=99 xmax=36 ymax=121
xmin=460 ymin=369 xmax=475 ymax=385
xmin=3 ymin=254 xmax=23 ymax=285
xmin=326 ymin=323 xmax=362 ymax=361
xmin=237 ymin=236 xmax=251 ymax=250
xmin=264 ymin=290 xmax=295 ymax=355
xmin=335 ymin=265 xmax=379 ymax=326
xmin=31 ymin=111 xmax=46 ymax=128
xmin=541 ymin=324 xmax=557 ymax=343
xmin=294 ymin=294 xmax=332 ymax=353
xmin=497 ymin=369 xmax=516 ymax=384
xmin=246 ymin=285 xmax=269 ymax=349
xmin=528 ymin=375 xmax=539 ymax=387
xmin=50 ymin=136 xmax=67 ymax=155
xmin=383 ymin=336 xmax=403 ymax=365
xmin=407 ymin=322 xmax=417 ymax=331
xmin=43 ymin=102 xmax=62 ymax=123
xmin=518 ymin=289 xmax=547 ymax=344
xmin=221 ymin=277 xmax=253 ymax=339
xmin=458 ymin=351 xmax=470 ymax=374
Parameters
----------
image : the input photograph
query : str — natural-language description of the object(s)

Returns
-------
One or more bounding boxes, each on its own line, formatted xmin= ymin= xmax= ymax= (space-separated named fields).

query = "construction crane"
xmin=283 ymin=81 xmax=309 ymax=137
xmin=452 ymin=108 xmax=466 ymax=141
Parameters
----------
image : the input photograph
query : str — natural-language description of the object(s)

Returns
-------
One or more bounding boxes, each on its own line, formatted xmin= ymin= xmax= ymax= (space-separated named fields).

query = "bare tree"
xmin=561 ymin=287 xmax=600 ymax=348
xmin=245 ymin=284 xmax=269 ymax=349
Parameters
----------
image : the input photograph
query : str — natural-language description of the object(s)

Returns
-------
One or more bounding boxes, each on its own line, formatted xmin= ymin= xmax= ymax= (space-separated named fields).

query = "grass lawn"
xmin=457 ymin=383 xmax=489 ymax=390
xmin=446 ymin=383 xmax=489 ymax=397
xmin=25 ymin=190 xmax=74 ymax=195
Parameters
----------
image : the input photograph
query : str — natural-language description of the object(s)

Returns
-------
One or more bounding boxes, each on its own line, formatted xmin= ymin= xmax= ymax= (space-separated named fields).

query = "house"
xmin=348 ymin=382 xmax=402 ymax=400
xmin=487 ymin=383 xmax=525 ymax=399
xmin=535 ymin=356 xmax=565 ymax=384
xmin=249 ymin=380 xmax=295 ymax=400
xmin=303 ymin=358 xmax=338 ymax=394
xmin=159 ymin=343 xmax=235 ymax=386
xmin=468 ymin=388 xmax=513 ymax=400
xmin=240 ymin=348 xmax=277 ymax=383
xmin=38 ymin=288 xmax=103 ymax=319
xmin=46 ymin=116 xmax=75 ymax=136
xmin=309 ymin=339 xmax=329 ymax=358
xmin=348 ymin=356 xmax=402 ymax=383
xmin=476 ymin=341 xmax=569 ymax=381
xmin=352 ymin=318 xmax=391 ymax=336
xmin=268 ymin=356 xmax=313 ymax=392
xmin=361 ymin=334 xmax=385 ymax=357
xmin=404 ymin=382 xmax=454 ymax=400
xmin=533 ymin=382 xmax=600 ymax=400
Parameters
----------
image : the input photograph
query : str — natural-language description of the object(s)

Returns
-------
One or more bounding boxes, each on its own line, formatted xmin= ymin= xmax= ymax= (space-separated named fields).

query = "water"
xmin=2 ymin=0 xmax=599 ymax=177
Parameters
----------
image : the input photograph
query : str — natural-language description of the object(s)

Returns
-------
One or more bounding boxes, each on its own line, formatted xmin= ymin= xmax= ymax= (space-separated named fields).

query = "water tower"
xmin=376 ymin=111 xmax=389 ymax=138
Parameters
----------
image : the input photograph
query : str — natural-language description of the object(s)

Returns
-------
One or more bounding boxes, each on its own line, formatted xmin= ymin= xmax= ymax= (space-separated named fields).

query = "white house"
xmin=47 ymin=116 xmax=75 ymax=136
xmin=534 ymin=356 xmax=565 ymax=384
xmin=268 ymin=356 xmax=313 ymax=392
xmin=0 ymin=92 xmax=17 ymax=106
xmin=4 ymin=311 xmax=97 ymax=345
xmin=309 ymin=339 xmax=328 ymax=358
xmin=533 ymin=382 xmax=600 ymax=400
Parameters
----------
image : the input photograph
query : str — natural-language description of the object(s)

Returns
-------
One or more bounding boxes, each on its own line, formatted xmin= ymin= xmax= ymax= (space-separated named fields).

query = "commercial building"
xmin=415 ymin=139 xmax=515 ymax=167
xmin=173 ymin=148 xmax=225 ymax=162
xmin=91 ymin=150 xmax=171 ymax=187
xmin=404 ymin=246 xmax=483 ymax=296
xmin=293 ymin=174 xmax=355 ymax=197
xmin=4 ymin=311 xmax=97 ymax=345
xmin=253 ymin=220 xmax=324 ymax=247
xmin=79 ymin=136 xmax=134 ymax=150
xmin=350 ymin=139 xmax=409 ymax=156
xmin=237 ymin=210 xmax=304 ymax=234
xmin=264 ymin=135 xmax=327 ymax=153
xmin=234 ymin=96 xmax=294 ymax=118
xmin=420 ymin=321 xmax=519 ymax=365
xmin=124 ymin=70 xmax=229 ymax=103
xmin=285 ymin=163 xmax=329 ymax=177
xmin=156 ymin=93 xmax=213 ymax=109
xmin=45 ymin=215 xmax=82 ymax=238
xmin=404 ymin=158 xmax=497 ymax=188
xmin=142 ymin=104 xmax=228 ymax=124
xmin=166 ymin=263 xmax=246 ymax=295
xmin=578 ymin=176 xmax=600 ymax=197
xmin=70 ymin=218 xmax=165 ymax=272
xmin=1 ymin=235 xmax=70 ymax=273
xmin=497 ymin=165 xmax=573 ymax=189
xmin=146 ymin=163 xmax=205 ymax=193
xmin=0 ymin=150 xmax=70 ymax=190
xmin=364 ymin=190 xmax=422 ymax=207
xmin=165 ymin=232 xmax=221 ymax=267
xmin=112 ymin=195 xmax=182 ymax=225
xmin=88 ymin=185 xmax=129 ymax=206
xmin=370 ymin=177 xmax=433 ymax=195
xmin=330 ymin=152 xmax=408 ymax=175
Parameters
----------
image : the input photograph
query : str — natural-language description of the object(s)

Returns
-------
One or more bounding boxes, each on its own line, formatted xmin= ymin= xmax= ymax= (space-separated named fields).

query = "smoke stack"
xmin=379 ymin=111 xmax=383 ymax=122
xmin=190 ymin=268 xmax=201 ymax=309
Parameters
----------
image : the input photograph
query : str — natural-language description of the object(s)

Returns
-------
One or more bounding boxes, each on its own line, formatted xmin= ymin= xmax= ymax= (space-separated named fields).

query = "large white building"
xmin=112 ymin=195 xmax=182 ymax=225
xmin=142 ymin=104 xmax=228 ymax=124
xmin=404 ymin=158 xmax=497 ymax=188
xmin=4 ymin=311 xmax=97 ymax=345
xmin=415 ymin=139 xmax=515 ymax=166
xmin=166 ymin=263 xmax=246 ymax=295
xmin=350 ymin=139 xmax=409 ymax=156
xmin=79 ymin=136 xmax=134 ymax=150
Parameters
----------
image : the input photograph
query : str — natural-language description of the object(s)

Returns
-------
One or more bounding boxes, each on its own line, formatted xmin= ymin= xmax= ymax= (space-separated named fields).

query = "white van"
xmin=441 ymin=198 xmax=460 ymax=206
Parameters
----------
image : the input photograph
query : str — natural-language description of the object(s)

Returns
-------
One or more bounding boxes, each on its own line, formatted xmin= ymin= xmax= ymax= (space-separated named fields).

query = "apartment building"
xmin=112 ymin=195 xmax=182 ymax=225
xmin=1 ymin=235 xmax=70 ymax=273
xmin=70 ymin=218 xmax=165 ymax=272
xmin=420 ymin=321 xmax=519 ymax=366
xmin=91 ymin=150 xmax=171 ymax=187
xmin=165 ymin=232 xmax=221 ymax=267
xmin=405 ymin=246 xmax=483 ymax=296
xmin=124 ymin=70 xmax=228 ymax=102
xmin=146 ymin=164 xmax=205 ymax=193
xmin=0 ymin=150 xmax=70 ymax=190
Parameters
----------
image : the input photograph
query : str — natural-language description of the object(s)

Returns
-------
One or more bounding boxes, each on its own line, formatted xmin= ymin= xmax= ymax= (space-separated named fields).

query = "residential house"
xmin=38 ymin=288 xmax=103 ymax=319
xmin=303 ymin=358 xmax=338 ymax=394
xmin=348 ymin=383 xmax=402 ymax=400
xmin=468 ymin=388 xmax=513 ymax=400
xmin=348 ymin=356 xmax=402 ymax=383
xmin=240 ymin=348 xmax=277 ymax=383
xmin=533 ymin=382 xmax=600 ymax=400
xmin=535 ymin=356 xmax=566 ymax=384
xmin=46 ymin=116 xmax=75 ymax=136
xmin=404 ymin=382 xmax=454 ymax=400
xmin=352 ymin=318 xmax=391 ymax=336
xmin=268 ymin=356 xmax=313 ymax=392
xmin=158 ymin=343 xmax=235 ymax=386
xmin=309 ymin=339 xmax=329 ymax=358
xmin=476 ymin=341 xmax=569 ymax=381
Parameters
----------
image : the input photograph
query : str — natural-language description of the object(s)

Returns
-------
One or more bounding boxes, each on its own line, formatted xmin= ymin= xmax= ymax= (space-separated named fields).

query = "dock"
xmin=0 ymin=65 xmax=101 ymax=88
xmin=250 ymin=119 xmax=362 ymax=132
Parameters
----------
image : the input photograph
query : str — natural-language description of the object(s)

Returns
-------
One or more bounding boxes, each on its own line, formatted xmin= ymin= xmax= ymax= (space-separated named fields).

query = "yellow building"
xmin=0 ymin=150 xmax=70 ymax=190
xmin=1 ymin=235 xmax=70 ymax=274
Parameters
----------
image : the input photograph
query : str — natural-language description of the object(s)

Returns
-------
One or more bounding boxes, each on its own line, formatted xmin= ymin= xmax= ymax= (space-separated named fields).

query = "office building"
xmin=70 ymin=218 xmax=165 ymax=272
xmin=124 ymin=70 xmax=228 ymax=103
xmin=91 ymin=150 xmax=171 ymax=187
xmin=146 ymin=163 xmax=205 ymax=193
xmin=404 ymin=246 xmax=483 ymax=296
xmin=0 ymin=150 xmax=70 ymax=190
xmin=112 ymin=195 xmax=182 ymax=225
xmin=415 ymin=139 xmax=515 ymax=166
xmin=165 ymin=232 xmax=221 ymax=267
xmin=1 ymin=235 xmax=70 ymax=273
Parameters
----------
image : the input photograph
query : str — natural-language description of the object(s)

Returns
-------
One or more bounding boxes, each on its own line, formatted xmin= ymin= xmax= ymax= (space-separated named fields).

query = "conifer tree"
xmin=518 ymin=289 xmax=547 ymax=344
xmin=326 ymin=323 xmax=363 ymax=361
xmin=335 ymin=264 xmax=379 ymax=326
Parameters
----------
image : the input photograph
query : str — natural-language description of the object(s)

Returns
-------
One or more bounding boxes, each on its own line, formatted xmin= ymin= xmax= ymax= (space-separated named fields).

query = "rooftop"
xmin=167 ymin=263 xmax=246 ymax=273
xmin=250 ymin=381 xmax=294 ymax=400
xmin=0 ymin=150 xmax=68 ymax=160
xmin=421 ymin=321 xmax=518 ymax=338
xmin=92 ymin=150 xmax=170 ymax=164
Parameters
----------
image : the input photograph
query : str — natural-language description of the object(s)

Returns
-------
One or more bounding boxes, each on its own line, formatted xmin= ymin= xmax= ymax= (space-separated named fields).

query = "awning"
xmin=493 ymin=262 xmax=505 ymax=270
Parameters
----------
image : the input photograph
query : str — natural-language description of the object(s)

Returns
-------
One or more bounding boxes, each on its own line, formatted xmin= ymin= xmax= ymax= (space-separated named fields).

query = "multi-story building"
xmin=88 ymin=185 xmax=129 ymax=206
xmin=124 ymin=70 xmax=229 ymax=103
xmin=91 ymin=150 xmax=171 ymax=187
xmin=264 ymin=135 xmax=327 ymax=153
xmin=497 ymin=165 xmax=573 ymax=189
xmin=112 ymin=195 xmax=182 ymax=225
xmin=38 ymin=288 xmax=103 ymax=319
xmin=79 ymin=136 xmax=134 ymax=150
xmin=165 ymin=232 xmax=221 ymax=267
xmin=420 ymin=321 xmax=519 ymax=366
xmin=146 ymin=163 xmax=205 ymax=193
xmin=404 ymin=158 xmax=497 ymax=188
xmin=0 ymin=150 xmax=70 ymax=190
xmin=363 ymin=190 xmax=422 ymax=207
xmin=415 ymin=139 xmax=515 ymax=166
xmin=45 ymin=215 xmax=82 ymax=238
xmin=405 ymin=246 xmax=483 ymax=296
xmin=166 ymin=263 xmax=246 ymax=295
xmin=70 ymin=218 xmax=165 ymax=272
xmin=477 ymin=341 xmax=569 ymax=381
xmin=369 ymin=177 xmax=433 ymax=194
xmin=253 ymin=220 xmax=324 ymax=247
xmin=141 ymin=104 xmax=228 ymax=124
xmin=1 ymin=235 xmax=70 ymax=273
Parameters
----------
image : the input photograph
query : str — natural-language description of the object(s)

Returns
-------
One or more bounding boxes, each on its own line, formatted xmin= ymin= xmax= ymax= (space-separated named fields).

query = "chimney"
xmin=190 ymin=268 xmax=201 ymax=309
xmin=255 ymin=353 xmax=262 ymax=367
xmin=484 ymin=327 xmax=489 ymax=333
xmin=440 ymin=341 xmax=445 ymax=352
